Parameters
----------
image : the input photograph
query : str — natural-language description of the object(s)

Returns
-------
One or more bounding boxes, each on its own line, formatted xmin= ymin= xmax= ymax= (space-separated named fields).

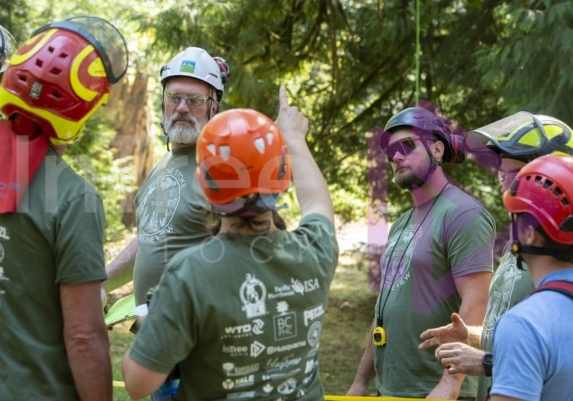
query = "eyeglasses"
xmin=498 ymin=168 xmax=521 ymax=184
xmin=164 ymin=91 xmax=213 ymax=107
xmin=384 ymin=136 xmax=420 ymax=162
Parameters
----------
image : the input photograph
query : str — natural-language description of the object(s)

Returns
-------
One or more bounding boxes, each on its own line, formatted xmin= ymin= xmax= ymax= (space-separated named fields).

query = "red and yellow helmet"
xmin=196 ymin=108 xmax=291 ymax=209
xmin=503 ymin=154 xmax=573 ymax=244
xmin=0 ymin=16 xmax=128 ymax=144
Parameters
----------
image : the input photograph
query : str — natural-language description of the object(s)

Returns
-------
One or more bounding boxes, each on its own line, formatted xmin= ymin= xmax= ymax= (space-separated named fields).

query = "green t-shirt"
xmin=476 ymin=249 xmax=534 ymax=401
xmin=373 ymin=186 xmax=495 ymax=398
xmin=130 ymin=214 xmax=338 ymax=401
xmin=133 ymin=145 xmax=210 ymax=305
xmin=0 ymin=149 xmax=106 ymax=400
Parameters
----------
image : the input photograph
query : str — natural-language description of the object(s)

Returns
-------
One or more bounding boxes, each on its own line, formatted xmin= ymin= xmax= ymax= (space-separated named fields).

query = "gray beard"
xmin=163 ymin=113 xmax=206 ymax=144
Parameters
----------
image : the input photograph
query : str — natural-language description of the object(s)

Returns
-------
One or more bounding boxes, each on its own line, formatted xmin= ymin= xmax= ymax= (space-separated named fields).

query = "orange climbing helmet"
xmin=196 ymin=108 xmax=291 ymax=215
xmin=503 ymin=154 xmax=573 ymax=244
xmin=0 ymin=15 xmax=128 ymax=144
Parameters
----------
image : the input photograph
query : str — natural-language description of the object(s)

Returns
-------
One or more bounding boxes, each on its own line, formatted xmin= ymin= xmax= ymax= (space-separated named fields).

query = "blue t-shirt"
xmin=491 ymin=268 xmax=573 ymax=401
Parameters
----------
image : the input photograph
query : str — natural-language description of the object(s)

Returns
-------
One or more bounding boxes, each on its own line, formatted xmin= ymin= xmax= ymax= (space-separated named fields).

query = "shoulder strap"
xmin=533 ymin=280 xmax=573 ymax=299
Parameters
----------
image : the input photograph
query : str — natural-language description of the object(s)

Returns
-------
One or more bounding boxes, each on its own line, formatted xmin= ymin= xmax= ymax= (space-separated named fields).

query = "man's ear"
xmin=525 ymin=225 xmax=545 ymax=247
xmin=211 ymin=101 xmax=219 ymax=115
xmin=432 ymin=140 xmax=445 ymax=161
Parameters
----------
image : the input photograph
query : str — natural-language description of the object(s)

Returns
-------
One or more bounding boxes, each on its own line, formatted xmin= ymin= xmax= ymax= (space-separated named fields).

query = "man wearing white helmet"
xmin=104 ymin=46 xmax=230 ymax=400
xmin=104 ymin=47 xmax=229 ymax=311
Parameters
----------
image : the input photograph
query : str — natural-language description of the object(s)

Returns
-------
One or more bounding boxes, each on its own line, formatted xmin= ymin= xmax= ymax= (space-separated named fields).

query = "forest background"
xmin=4 ymin=0 xmax=573 ymax=243
xmin=2 ymin=0 xmax=572 ymax=397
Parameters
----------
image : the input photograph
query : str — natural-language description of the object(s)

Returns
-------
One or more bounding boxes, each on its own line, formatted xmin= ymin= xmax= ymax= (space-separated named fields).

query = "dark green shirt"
xmin=0 ymin=149 xmax=106 ymax=400
xmin=373 ymin=186 xmax=495 ymax=398
xmin=130 ymin=214 xmax=338 ymax=401
xmin=133 ymin=146 xmax=210 ymax=305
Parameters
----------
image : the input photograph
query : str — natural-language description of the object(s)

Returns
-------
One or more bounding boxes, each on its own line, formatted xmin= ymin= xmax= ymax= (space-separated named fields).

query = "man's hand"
xmin=419 ymin=313 xmax=469 ymax=350
xmin=435 ymin=342 xmax=486 ymax=376
xmin=275 ymin=86 xmax=308 ymax=141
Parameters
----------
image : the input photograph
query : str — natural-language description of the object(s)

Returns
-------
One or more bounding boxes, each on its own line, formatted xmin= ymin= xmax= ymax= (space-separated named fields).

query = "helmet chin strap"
xmin=418 ymin=138 xmax=440 ymax=183
xmin=511 ymin=240 xmax=554 ymax=270
xmin=418 ymin=137 xmax=441 ymax=166
xmin=159 ymin=121 xmax=171 ymax=151
xmin=510 ymin=214 xmax=569 ymax=270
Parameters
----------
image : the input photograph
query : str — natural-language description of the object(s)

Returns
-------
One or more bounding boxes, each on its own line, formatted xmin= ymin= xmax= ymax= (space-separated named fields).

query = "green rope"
xmin=415 ymin=0 xmax=420 ymax=103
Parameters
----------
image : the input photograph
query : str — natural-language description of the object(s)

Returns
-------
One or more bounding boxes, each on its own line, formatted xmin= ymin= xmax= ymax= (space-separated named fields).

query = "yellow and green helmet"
xmin=466 ymin=112 xmax=573 ymax=165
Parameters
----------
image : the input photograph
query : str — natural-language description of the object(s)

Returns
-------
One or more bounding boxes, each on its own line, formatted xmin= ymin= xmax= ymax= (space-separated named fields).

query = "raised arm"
xmin=275 ymin=86 xmax=334 ymax=223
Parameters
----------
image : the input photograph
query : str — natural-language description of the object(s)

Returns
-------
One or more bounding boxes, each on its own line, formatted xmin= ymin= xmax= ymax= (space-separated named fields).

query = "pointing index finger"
xmin=279 ymin=85 xmax=288 ymax=110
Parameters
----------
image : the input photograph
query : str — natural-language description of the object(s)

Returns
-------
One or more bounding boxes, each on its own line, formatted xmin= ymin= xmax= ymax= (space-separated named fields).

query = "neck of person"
xmin=410 ymin=168 xmax=450 ymax=207
xmin=523 ymin=254 xmax=573 ymax=287
xmin=171 ymin=141 xmax=195 ymax=150
xmin=219 ymin=211 xmax=277 ymax=235
xmin=51 ymin=144 xmax=67 ymax=157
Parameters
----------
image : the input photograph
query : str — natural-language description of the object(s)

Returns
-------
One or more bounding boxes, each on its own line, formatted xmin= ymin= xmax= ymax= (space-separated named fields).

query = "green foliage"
xmin=0 ymin=0 xmax=29 ymax=43
xmin=62 ymin=111 xmax=135 ymax=242
xmin=8 ymin=0 xmax=572 ymax=234
xmin=474 ymin=1 xmax=573 ymax=119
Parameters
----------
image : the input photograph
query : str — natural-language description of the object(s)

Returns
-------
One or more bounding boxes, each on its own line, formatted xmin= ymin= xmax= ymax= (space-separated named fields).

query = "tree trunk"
xmin=108 ymin=70 xmax=155 ymax=228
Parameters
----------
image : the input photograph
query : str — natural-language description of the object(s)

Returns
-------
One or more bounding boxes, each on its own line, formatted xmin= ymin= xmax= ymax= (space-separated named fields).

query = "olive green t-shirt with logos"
xmin=133 ymin=145 xmax=210 ymax=305
xmin=373 ymin=186 xmax=495 ymax=398
xmin=130 ymin=214 xmax=338 ymax=401
xmin=0 ymin=149 xmax=106 ymax=400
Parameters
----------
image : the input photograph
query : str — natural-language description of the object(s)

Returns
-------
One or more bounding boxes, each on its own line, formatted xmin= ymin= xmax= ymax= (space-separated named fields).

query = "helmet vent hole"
xmin=543 ymin=178 xmax=553 ymax=190
xmin=35 ymin=59 xmax=43 ymax=68
xmin=219 ymin=145 xmax=230 ymax=161
xmin=50 ymin=67 xmax=62 ymax=76
xmin=47 ymin=45 xmax=55 ymax=53
xmin=51 ymin=91 xmax=62 ymax=99
xmin=254 ymin=138 xmax=265 ymax=154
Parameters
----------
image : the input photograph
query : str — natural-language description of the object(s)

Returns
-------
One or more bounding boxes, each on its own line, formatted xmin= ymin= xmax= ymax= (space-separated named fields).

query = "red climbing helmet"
xmin=503 ymin=154 xmax=573 ymax=244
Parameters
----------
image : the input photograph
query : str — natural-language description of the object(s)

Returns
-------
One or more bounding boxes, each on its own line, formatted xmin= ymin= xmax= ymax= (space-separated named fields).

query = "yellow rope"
xmin=325 ymin=397 xmax=447 ymax=401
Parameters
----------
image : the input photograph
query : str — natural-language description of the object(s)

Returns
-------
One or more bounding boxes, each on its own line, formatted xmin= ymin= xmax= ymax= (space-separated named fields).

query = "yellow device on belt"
xmin=373 ymin=326 xmax=386 ymax=347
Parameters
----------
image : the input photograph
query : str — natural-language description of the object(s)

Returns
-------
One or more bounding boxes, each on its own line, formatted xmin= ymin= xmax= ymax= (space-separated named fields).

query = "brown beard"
xmin=393 ymin=158 xmax=437 ymax=190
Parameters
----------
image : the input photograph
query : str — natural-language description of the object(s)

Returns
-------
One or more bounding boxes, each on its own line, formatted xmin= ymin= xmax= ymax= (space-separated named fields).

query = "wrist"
xmin=482 ymin=352 xmax=493 ymax=377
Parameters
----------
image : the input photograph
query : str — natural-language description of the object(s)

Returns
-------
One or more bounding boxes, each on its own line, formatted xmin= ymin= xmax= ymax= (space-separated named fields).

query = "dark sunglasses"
xmin=384 ymin=136 xmax=420 ymax=162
